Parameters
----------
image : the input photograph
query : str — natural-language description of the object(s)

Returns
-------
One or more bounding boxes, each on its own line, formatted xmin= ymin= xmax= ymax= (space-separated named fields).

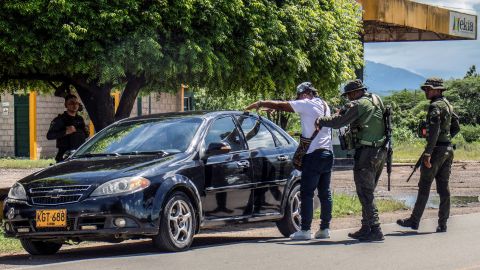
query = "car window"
xmin=237 ymin=116 xmax=276 ymax=150
xmin=204 ymin=116 xmax=245 ymax=152
xmin=74 ymin=117 xmax=202 ymax=155
xmin=270 ymin=126 xmax=290 ymax=146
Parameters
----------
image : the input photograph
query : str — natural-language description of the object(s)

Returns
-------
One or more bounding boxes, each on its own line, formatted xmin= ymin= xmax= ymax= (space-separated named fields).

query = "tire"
xmin=276 ymin=184 xmax=301 ymax=237
xmin=153 ymin=191 xmax=196 ymax=252
xmin=20 ymin=239 xmax=62 ymax=255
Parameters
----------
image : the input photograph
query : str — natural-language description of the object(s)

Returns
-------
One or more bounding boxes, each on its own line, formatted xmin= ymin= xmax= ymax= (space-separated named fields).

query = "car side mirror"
xmin=63 ymin=149 xmax=76 ymax=160
xmin=206 ymin=142 xmax=231 ymax=156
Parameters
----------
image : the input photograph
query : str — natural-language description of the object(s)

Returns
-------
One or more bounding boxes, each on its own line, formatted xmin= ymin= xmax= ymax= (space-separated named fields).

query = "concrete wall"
xmin=139 ymin=91 xmax=181 ymax=115
xmin=0 ymin=94 xmax=15 ymax=157
xmin=35 ymin=94 xmax=68 ymax=158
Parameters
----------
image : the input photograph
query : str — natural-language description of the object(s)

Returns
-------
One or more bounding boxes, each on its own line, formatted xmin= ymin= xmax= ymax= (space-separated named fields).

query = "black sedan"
xmin=3 ymin=111 xmax=302 ymax=254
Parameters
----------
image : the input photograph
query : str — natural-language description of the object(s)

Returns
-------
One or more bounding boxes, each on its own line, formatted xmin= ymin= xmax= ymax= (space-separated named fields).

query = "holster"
xmin=339 ymin=127 xmax=357 ymax=151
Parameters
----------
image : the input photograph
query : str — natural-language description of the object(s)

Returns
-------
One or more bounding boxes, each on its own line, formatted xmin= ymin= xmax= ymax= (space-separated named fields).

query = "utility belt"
xmin=358 ymin=139 xmax=385 ymax=148
xmin=339 ymin=127 xmax=385 ymax=150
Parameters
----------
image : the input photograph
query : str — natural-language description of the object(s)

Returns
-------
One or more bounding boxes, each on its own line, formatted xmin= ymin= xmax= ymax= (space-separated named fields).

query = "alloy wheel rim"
xmin=168 ymin=200 xmax=193 ymax=248
xmin=291 ymin=190 xmax=301 ymax=230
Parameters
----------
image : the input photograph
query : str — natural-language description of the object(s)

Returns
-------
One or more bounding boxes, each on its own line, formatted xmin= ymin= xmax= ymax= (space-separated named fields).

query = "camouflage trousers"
xmin=411 ymin=146 xmax=454 ymax=226
xmin=353 ymin=146 xmax=387 ymax=227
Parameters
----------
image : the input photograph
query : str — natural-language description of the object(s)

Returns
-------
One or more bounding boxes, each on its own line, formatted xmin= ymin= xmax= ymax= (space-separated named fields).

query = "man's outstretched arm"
xmin=244 ymin=101 xmax=294 ymax=113
xmin=316 ymin=103 xmax=360 ymax=129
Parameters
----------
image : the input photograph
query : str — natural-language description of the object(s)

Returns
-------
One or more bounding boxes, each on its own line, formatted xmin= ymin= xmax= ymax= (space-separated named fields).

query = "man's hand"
xmin=66 ymin=126 xmax=77 ymax=135
xmin=315 ymin=118 xmax=322 ymax=131
xmin=244 ymin=101 xmax=261 ymax=112
xmin=423 ymin=154 xmax=432 ymax=169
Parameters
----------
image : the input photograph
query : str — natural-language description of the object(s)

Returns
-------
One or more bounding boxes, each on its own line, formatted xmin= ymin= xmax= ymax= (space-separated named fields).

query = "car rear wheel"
xmin=20 ymin=239 xmax=62 ymax=255
xmin=276 ymin=184 xmax=301 ymax=237
xmin=153 ymin=191 xmax=196 ymax=252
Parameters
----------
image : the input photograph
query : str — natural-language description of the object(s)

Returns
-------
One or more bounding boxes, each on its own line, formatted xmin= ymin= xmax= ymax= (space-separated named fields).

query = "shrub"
xmin=460 ymin=125 xmax=480 ymax=143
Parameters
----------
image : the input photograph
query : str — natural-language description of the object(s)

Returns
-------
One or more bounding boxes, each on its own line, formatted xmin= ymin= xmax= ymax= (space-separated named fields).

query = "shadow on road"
xmin=276 ymin=239 xmax=359 ymax=246
xmin=385 ymin=231 xmax=435 ymax=237
xmin=0 ymin=235 xmax=279 ymax=268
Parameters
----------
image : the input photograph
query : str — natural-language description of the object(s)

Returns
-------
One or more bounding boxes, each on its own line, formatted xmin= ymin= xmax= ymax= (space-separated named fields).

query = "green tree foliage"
xmin=445 ymin=76 xmax=480 ymax=125
xmin=383 ymin=90 xmax=427 ymax=137
xmin=464 ymin=65 xmax=478 ymax=78
xmin=0 ymin=0 xmax=363 ymax=130
xmin=384 ymin=74 xmax=480 ymax=145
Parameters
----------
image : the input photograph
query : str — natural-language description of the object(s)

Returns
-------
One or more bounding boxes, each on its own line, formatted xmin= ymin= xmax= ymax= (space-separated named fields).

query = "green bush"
xmin=460 ymin=125 xmax=480 ymax=143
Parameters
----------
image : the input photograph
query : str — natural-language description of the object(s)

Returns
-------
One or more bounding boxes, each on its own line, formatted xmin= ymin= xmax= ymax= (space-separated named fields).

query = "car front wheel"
xmin=153 ymin=191 xmax=196 ymax=252
xmin=276 ymin=184 xmax=301 ymax=237
xmin=20 ymin=239 xmax=62 ymax=255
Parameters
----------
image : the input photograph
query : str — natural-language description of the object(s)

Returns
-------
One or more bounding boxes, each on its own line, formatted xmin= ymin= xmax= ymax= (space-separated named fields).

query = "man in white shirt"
xmin=244 ymin=82 xmax=333 ymax=240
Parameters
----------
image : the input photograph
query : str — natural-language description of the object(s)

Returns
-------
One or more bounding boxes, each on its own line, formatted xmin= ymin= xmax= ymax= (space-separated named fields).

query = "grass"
xmin=0 ymin=227 xmax=22 ymax=253
xmin=315 ymin=193 xmax=407 ymax=219
xmin=0 ymin=158 xmax=55 ymax=169
xmin=393 ymin=141 xmax=480 ymax=163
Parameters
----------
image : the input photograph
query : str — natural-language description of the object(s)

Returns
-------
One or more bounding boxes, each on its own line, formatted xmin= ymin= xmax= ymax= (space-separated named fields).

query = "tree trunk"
xmin=115 ymin=75 xmax=146 ymax=121
xmin=72 ymin=78 xmax=115 ymax=132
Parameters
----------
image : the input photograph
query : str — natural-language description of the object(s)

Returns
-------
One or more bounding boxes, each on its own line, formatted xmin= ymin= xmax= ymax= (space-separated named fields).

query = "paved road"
xmin=2 ymin=214 xmax=480 ymax=270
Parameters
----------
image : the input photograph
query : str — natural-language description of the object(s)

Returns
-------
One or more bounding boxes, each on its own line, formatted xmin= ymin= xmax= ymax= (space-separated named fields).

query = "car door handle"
xmin=236 ymin=160 xmax=250 ymax=168
xmin=277 ymin=155 xmax=289 ymax=161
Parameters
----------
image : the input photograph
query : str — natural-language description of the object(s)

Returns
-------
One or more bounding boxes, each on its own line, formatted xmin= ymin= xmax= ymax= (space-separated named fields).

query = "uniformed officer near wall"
xmin=315 ymin=79 xmax=387 ymax=242
xmin=47 ymin=94 xmax=89 ymax=162
xmin=397 ymin=78 xmax=460 ymax=233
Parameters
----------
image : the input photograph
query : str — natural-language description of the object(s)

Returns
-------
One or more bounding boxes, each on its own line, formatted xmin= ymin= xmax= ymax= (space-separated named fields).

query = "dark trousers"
xmin=55 ymin=148 xmax=68 ymax=163
xmin=300 ymin=149 xmax=334 ymax=231
xmin=353 ymin=146 xmax=387 ymax=227
xmin=411 ymin=146 xmax=454 ymax=226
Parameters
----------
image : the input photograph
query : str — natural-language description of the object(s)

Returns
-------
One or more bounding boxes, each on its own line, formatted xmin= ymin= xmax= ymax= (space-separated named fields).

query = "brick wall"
xmin=0 ymin=94 xmax=15 ymax=157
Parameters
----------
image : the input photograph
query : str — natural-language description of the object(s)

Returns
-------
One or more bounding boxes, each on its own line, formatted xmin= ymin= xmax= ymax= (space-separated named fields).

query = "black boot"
xmin=436 ymin=225 xmax=447 ymax=233
xmin=396 ymin=217 xmax=419 ymax=230
xmin=348 ymin=225 xmax=370 ymax=240
xmin=358 ymin=225 xmax=385 ymax=242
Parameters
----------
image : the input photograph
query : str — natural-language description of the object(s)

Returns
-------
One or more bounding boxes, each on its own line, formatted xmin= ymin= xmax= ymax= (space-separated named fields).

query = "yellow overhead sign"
xmin=358 ymin=0 xmax=478 ymax=42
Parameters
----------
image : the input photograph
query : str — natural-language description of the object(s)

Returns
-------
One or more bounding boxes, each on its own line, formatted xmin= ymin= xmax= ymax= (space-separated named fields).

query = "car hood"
xmin=18 ymin=154 xmax=178 ymax=189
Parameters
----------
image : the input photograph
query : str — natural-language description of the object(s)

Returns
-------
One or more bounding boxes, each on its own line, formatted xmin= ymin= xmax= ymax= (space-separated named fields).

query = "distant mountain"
xmin=364 ymin=61 xmax=426 ymax=96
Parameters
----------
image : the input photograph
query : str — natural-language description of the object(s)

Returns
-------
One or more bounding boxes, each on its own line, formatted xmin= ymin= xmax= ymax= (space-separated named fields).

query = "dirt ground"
xmin=1 ymin=163 xmax=479 ymax=255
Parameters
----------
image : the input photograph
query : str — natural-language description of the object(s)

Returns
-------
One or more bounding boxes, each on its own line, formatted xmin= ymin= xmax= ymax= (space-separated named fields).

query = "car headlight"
xmin=8 ymin=183 xmax=27 ymax=200
xmin=90 ymin=176 xmax=150 ymax=197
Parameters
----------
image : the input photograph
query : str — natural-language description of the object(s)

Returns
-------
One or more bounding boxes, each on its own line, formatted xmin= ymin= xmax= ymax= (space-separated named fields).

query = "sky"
xmin=364 ymin=0 xmax=480 ymax=79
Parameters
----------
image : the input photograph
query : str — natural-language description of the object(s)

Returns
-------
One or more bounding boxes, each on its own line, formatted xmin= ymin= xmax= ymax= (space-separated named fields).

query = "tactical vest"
xmin=427 ymin=97 xmax=453 ymax=143
xmin=352 ymin=93 xmax=386 ymax=147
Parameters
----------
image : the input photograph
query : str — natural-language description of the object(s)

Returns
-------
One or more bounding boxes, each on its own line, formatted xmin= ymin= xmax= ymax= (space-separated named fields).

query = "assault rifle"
xmin=406 ymin=155 xmax=423 ymax=182
xmin=384 ymin=106 xmax=393 ymax=191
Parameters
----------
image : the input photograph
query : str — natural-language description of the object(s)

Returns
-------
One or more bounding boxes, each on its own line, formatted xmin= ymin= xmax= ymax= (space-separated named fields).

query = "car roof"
xmin=123 ymin=110 xmax=255 ymax=122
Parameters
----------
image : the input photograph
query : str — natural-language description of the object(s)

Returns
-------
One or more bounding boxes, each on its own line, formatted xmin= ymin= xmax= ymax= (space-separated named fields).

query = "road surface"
xmin=2 ymin=213 xmax=480 ymax=270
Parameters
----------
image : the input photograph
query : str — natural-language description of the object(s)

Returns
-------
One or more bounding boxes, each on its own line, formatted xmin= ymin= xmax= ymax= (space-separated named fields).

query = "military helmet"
xmin=342 ymin=79 xmax=367 ymax=96
xmin=421 ymin=77 xmax=446 ymax=91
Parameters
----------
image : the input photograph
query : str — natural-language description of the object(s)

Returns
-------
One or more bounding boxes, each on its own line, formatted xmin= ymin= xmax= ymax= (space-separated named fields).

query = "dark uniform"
xmin=398 ymin=78 xmax=460 ymax=232
xmin=47 ymin=112 xmax=89 ymax=162
xmin=316 ymin=80 xmax=387 ymax=241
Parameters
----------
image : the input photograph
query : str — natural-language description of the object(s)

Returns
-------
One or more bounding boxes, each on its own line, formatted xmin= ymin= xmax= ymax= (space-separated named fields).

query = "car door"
xmin=266 ymin=122 xmax=296 ymax=185
xmin=236 ymin=115 xmax=286 ymax=216
xmin=202 ymin=116 xmax=254 ymax=219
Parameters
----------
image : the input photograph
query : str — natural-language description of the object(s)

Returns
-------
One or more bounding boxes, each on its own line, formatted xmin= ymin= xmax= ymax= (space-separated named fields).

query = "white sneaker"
xmin=314 ymin=228 xmax=331 ymax=239
xmin=289 ymin=230 xmax=312 ymax=240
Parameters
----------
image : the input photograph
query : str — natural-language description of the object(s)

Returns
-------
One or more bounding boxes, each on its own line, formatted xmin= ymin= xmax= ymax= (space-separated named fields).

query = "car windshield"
xmin=73 ymin=117 xmax=203 ymax=157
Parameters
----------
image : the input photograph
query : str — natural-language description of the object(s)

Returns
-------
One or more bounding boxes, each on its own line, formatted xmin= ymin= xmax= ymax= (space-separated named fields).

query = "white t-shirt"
xmin=289 ymin=97 xmax=332 ymax=154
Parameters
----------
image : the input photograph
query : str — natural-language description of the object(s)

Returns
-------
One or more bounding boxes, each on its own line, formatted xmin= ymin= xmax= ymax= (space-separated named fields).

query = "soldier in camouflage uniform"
xmin=397 ymin=78 xmax=460 ymax=233
xmin=316 ymin=79 xmax=387 ymax=241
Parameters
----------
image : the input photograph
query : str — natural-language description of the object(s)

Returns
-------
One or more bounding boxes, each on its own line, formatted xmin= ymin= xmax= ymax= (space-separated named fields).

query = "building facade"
xmin=0 ymin=89 xmax=187 ymax=159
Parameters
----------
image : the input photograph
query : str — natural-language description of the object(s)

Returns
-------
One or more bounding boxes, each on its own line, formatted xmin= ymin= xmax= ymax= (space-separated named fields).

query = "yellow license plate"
xmin=35 ymin=209 xmax=67 ymax=228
